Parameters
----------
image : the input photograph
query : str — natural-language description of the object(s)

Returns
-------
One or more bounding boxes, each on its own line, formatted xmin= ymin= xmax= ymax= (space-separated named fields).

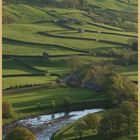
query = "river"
xmin=3 ymin=108 xmax=103 ymax=140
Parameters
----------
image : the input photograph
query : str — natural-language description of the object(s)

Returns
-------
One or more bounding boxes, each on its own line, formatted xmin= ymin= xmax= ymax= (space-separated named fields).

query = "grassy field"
xmin=119 ymin=64 xmax=138 ymax=81
xmin=87 ymin=0 xmax=137 ymax=12
xmin=51 ymin=30 xmax=136 ymax=44
xmin=2 ymin=1 xmax=138 ymax=139
xmin=3 ymin=58 xmax=42 ymax=75
xmin=3 ymin=23 xmax=122 ymax=52
xmin=2 ymin=56 xmax=137 ymax=90
xmin=3 ymin=76 xmax=57 ymax=89
xmin=2 ymin=56 xmax=115 ymax=89
xmin=3 ymin=41 xmax=80 ymax=55
xmin=3 ymin=87 xmax=106 ymax=124
xmin=18 ymin=56 xmax=114 ymax=73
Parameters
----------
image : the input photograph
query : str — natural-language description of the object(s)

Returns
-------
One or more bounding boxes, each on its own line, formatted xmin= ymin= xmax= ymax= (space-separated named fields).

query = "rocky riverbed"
xmin=3 ymin=109 xmax=103 ymax=140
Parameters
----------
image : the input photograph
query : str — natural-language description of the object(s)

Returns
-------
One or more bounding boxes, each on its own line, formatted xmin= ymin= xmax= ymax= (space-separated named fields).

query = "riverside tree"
xmin=119 ymin=101 xmax=137 ymax=135
xmin=104 ymin=72 xmax=137 ymax=105
xmin=84 ymin=114 xmax=99 ymax=133
xmin=5 ymin=127 xmax=36 ymax=140
xmin=99 ymin=101 xmax=137 ymax=138
xmin=2 ymin=102 xmax=14 ymax=118
xmin=68 ymin=55 xmax=81 ymax=73
xmin=74 ymin=121 xmax=87 ymax=138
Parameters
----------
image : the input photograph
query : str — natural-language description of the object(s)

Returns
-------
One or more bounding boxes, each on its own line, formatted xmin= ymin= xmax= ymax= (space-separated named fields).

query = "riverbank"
xmin=3 ymin=87 xmax=110 ymax=125
xmin=3 ymin=109 xmax=103 ymax=140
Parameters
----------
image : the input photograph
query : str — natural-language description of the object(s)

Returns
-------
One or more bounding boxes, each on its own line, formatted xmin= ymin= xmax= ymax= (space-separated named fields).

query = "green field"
xmin=3 ymin=23 xmax=122 ymax=52
xmin=119 ymin=64 xmax=138 ymax=81
xmin=3 ymin=0 xmax=138 ymax=95
xmin=3 ymin=87 xmax=106 ymax=124
xmin=51 ymin=30 xmax=136 ymax=44
xmin=87 ymin=0 xmax=137 ymax=12
xmin=3 ymin=76 xmax=57 ymax=89
xmin=3 ymin=58 xmax=42 ymax=75
xmin=2 ymin=0 xmax=138 ymax=139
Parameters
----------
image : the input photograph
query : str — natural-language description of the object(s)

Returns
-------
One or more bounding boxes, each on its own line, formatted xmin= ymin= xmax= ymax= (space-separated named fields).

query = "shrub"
xmin=128 ymin=39 xmax=138 ymax=51
xmin=109 ymin=48 xmax=121 ymax=57
xmin=5 ymin=127 xmax=36 ymax=140
xmin=84 ymin=114 xmax=99 ymax=133
xmin=74 ymin=121 xmax=87 ymax=138
xmin=62 ymin=96 xmax=71 ymax=112
xmin=2 ymin=102 xmax=14 ymax=118
xmin=36 ymin=103 xmax=41 ymax=109
xmin=115 ymin=48 xmax=137 ymax=66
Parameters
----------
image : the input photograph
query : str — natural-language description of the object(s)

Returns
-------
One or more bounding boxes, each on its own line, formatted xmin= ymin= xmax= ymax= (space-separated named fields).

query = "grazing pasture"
xmin=2 ymin=1 xmax=138 ymax=139
xmin=3 ymin=23 xmax=121 ymax=52
xmin=87 ymin=0 xmax=137 ymax=12
xmin=3 ymin=87 xmax=106 ymax=124
xmin=3 ymin=58 xmax=43 ymax=75
xmin=3 ymin=76 xmax=57 ymax=89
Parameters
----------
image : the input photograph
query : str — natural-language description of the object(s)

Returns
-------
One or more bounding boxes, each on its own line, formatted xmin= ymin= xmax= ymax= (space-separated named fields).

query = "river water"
xmin=3 ymin=108 xmax=103 ymax=140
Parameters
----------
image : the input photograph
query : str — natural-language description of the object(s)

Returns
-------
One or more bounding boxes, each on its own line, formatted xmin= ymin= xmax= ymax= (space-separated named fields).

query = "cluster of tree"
xmin=99 ymin=72 xmax=137 ymax=138
xmin=68 ymin=55 xmax=82 ymax=73
xmin=115 ymin=48 xmax=137 ymax=66
xmin=5 ymin=127 xmax=36 ymax=140
xmin=103 ymin=72 xmax=137 ymax=105
xmin=113 ymin=18 xmax=137 ymax=32
xmin=82 ymin=63 xmax=120 ymax=91
xmin=86 ymin=5 xmax=137 ymax=31
xmin=123 ymin=22 xmax=137 ymax=32
xmin=99 ymin=101 xmax=137 ymax=138
xmin=3 ymin=102 xmax=14 ymax=118
xmin=96 ymin=48 xmax=122 ymax=58
xmin=128 ymin=38 xmax=138 ymax=51
xmin=73 ymin=72 xmax=137 ymax=139
xmin=6 ymin=84 xmax=39 ymax=90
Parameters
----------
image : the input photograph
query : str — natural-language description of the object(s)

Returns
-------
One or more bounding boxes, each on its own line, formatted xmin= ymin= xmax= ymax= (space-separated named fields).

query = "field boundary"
xmin=3 ymin=73 xmax=46 ymax=78
xmin=38 ymin=31 xmax=127 ymax=46
xmin=3 ymin=84 xmax=46 ymax=94
xmin=61 ymin=23 xmax=137 ymax=38
xmin=3 ymin=37 xmax=88 ymax=53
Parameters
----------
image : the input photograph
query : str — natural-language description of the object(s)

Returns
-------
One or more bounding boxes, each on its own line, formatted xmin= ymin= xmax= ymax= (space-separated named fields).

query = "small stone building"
xmin=42 ymin=52 xmax=49 ymax=60
xmin=61 ymin=75 xmax=81 ymax=87
xmin=77 ymin=28 xmax=85 ymax=33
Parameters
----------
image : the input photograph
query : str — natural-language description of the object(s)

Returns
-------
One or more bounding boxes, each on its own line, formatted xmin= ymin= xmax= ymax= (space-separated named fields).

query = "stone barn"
xmin=42 ymin=52 xmax=49 ymax=60
xmin=77 ymin=28 xmax=85 ymax=33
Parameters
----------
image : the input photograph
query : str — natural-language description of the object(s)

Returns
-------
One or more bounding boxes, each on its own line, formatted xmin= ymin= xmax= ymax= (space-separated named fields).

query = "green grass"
xmin=3 ymin=4 xmax=89 ymax=23
xmin=119 ymin=64 xmax=138 ymax=81
xmin=87 ymin=0 xmax=137 ymax=13
xmin=52 ymin=30 xmax=136 ymax=44
xmin=3 ymin=38 xmax=81 ymax=55
xmin=3 ymin=23 xmax=126 ymax=52
xmin=18 ymin=56 xmax=114 ymax=74
xmin=19 ymin=57 xmax=70 ymax=74
xmin=3 ymin=76 xmax=57 ymax=89
xmin=2 ymin=0 xmax=138 ymax=133
xmin=3 ymin=87 xmax=105 ymax=124
xmin=3 ymin=4 xmax=60 ymax=23
xmin=2 ymin=56 xmax=115 ymax=90
xmin=67 ymin=23 xmax=137 ymax=36
xmin=3 ymin=58 xmax=41 ymax=75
